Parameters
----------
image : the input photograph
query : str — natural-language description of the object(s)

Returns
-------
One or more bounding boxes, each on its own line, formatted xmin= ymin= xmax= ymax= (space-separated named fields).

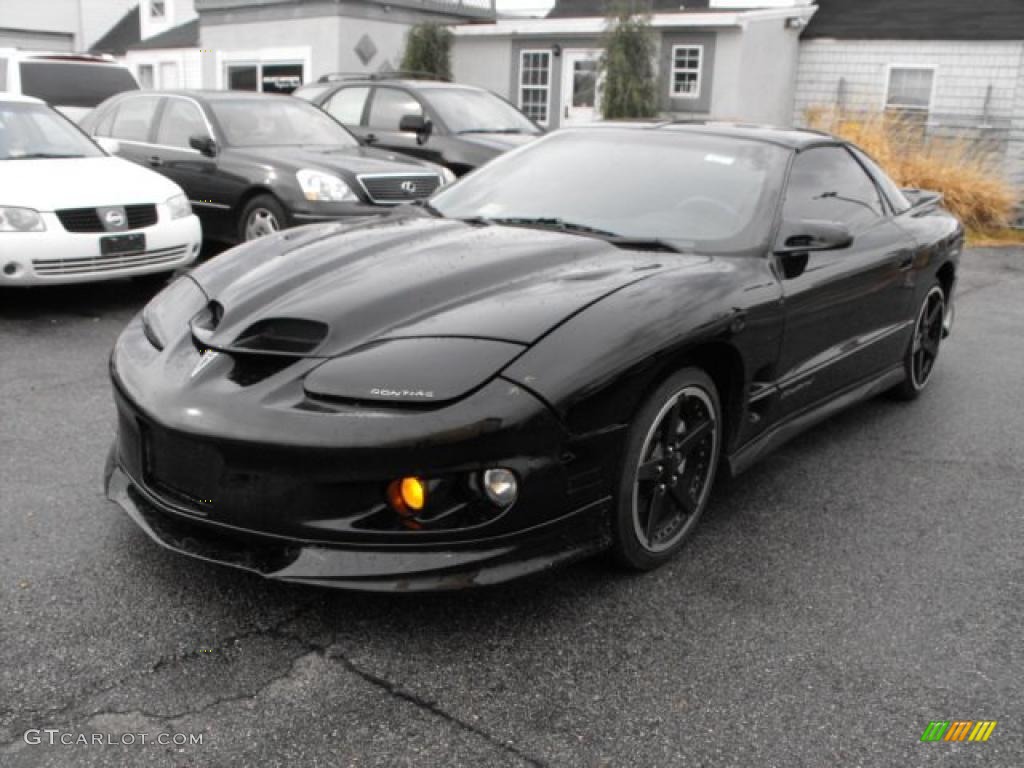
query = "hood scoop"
xmin=232 ymin=318 xmax=329 ymax=356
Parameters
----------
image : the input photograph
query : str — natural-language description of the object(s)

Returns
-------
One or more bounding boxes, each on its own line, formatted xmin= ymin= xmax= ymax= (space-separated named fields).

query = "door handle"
xmin=148 ymin=156 xmax=163 ymax=167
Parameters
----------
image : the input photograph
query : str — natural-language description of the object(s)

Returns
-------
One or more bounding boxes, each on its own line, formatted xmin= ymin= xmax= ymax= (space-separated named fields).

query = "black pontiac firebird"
xmin=104 ymin=123 xmax=962 ymax=591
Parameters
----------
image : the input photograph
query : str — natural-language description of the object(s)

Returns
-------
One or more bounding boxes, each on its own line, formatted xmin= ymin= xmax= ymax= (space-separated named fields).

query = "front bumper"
xmin=0 ymin=213 xmax=202 ymax=286
xmin=105 ymin=456 xmax=610 ymax=591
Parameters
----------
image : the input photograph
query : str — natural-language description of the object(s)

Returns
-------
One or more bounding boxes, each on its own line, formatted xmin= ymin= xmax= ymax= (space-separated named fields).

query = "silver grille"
xmin=32 ymin=245 xmax=191 ymax=277
xmin=357 ymin=173 xmax=442 ymax=205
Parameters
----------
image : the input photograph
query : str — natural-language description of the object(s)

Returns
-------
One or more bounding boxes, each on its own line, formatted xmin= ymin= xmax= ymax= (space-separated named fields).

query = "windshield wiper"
xmin=6 ymin=153 xmax=88 ymax=160
xmin=487 ymin=217 xmax=622 ymax=238
xmin=468 ymin=216 xmax=689 ymax=253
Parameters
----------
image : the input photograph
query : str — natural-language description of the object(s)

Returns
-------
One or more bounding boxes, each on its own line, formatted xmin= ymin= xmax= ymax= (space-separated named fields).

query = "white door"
xmin=560 ymin=49 xmax=602 ymax=126
xmin=159 ymin=61 xmax=180 ymax=89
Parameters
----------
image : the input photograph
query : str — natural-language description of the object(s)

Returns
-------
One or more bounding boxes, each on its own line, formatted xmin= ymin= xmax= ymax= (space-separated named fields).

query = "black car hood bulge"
xmin=188 ymin=215 xmax=704 ymax=358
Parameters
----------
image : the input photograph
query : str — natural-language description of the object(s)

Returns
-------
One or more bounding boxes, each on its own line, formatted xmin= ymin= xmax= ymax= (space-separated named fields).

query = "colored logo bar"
xmin=921 ymin=721 xmax=997 ymax=742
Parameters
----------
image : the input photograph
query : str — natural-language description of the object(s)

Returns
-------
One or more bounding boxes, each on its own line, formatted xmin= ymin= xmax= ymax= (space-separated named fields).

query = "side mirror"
xmin=95 ymin=136 xmax=120 ymax=155
xmin=774 ymin=220 xmax=853 ymax=279
xmin=399 ymin=114 xmax=432 ymax=144
xmin=189 ymin=135 xmax=218 ymax=157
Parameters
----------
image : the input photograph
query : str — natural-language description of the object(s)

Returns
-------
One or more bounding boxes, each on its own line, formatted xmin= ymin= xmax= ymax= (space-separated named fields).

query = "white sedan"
xmin=0 ymin=95 xmax=202 ymax=285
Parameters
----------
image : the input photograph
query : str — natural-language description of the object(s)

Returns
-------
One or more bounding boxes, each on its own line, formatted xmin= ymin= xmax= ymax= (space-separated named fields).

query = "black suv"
xmin=79 ymin=90 xmax=453 ymax=242
xmin=293 ymin=73 xmax=542 ymax=176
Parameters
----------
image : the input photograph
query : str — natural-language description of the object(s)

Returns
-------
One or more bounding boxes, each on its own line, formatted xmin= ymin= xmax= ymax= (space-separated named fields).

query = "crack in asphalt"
xmin=327 ymin=646 xmax=549 ymax=768
xmin=0 ymin=602 xmax=320 ymax=748
xmin=2 ymin=606 xmax=548 ymax=767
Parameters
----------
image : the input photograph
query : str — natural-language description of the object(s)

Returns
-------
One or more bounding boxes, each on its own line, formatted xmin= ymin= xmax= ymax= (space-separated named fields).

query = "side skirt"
xmin=724 ymin=364 xmax=906 ymax=477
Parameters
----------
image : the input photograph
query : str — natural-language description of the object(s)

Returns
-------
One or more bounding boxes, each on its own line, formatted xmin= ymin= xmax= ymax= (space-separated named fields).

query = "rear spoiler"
xmin=902 ymin=188 xmax=943 ymax=212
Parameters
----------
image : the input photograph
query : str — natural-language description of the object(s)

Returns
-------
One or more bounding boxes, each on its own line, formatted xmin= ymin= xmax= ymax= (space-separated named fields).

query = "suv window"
xmin=367 ymin=87 xmax=422 ymax=131
xmin=156 ymin=98 xmax=209 ymax=148
xmin=324 ymin=86 xmax=369 ymax=125
xmin=19 ymin=61 xmax=139 ymax=108
xmin=110 ymin=95 xmax=160 ymax=143
xmin=783 ymin=146 xmax=884 ymax=232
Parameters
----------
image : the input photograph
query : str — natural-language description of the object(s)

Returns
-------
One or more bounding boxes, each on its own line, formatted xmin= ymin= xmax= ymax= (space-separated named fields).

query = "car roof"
xmin=113 ymin=89 xmax=304 ymax=104
xmin=0 ymin=93 xmax=45 ymax=104
xmin=577 ymin=120 xmax=839 ymax=150
xmin=318 ymin=79 xmax=482 ymax=91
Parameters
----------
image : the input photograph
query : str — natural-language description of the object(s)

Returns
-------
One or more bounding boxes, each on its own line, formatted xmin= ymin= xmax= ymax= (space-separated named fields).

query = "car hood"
xmin=188 ymin=213 xmax=704 ymax=357
xmin=227 ymin=144 xmax=440 ymax=176
xmin=2 ymin=155 xmax=183 ymax=211
xmin=457 ymin=132 xmax=538 ymax=153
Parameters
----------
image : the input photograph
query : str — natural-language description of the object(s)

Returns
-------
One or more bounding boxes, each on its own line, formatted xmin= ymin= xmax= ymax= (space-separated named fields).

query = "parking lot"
xmin=1 ymin=247 xmax=1022 ymax=767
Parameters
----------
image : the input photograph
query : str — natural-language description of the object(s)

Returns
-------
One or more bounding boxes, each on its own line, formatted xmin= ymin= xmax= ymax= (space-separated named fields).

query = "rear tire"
xmin=239 ymin=194 xmax=287 ymax=242
xmin=892 ymin=283 xmax=945 ymax=401
xmin=611 ymin=368 xmax=722 ymax=571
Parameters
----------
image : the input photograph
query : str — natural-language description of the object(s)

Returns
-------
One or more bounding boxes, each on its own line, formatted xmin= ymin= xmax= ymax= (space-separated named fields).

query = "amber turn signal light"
xmin=387 ymin=476 xmax=426 ymax=517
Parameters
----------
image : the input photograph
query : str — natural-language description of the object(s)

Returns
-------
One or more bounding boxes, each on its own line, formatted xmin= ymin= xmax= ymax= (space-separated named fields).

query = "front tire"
xmin=612 ymin=368 xmax=722 ymax=571
xmin=239 ymin=194 xmax=287 ymax=242
xmin=892 ymin=283 xmax=945 ymax=401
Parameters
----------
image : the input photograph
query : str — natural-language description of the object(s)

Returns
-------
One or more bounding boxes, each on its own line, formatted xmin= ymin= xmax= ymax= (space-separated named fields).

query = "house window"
xmin=519 ymin=50 xmax=551 ymax=125
xmin=226 ymin=62 xmax=304 ymax=94
xmin=137 ymin=64 xmax=154 ymax=89
xmin=886 ymin=67 xmax=934 ymax=112
xmin=150 ymin=1 xmax=166 ymax=19
xmin=670 ymin=45 xmax=702 ymax=99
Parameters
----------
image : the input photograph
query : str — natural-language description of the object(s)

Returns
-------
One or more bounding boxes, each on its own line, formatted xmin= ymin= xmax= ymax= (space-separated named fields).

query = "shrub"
xmin=400 ymin=24 xmax=452 ymax=81
xmin=600 ymin=2 xmax=658 ymax=120
xmin=805 ymin=107 xmax=1016 ymax=231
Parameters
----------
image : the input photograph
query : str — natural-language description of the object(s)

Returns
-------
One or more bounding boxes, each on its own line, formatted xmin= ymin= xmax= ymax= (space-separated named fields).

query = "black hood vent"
xmin=232 ymin=318 xmax=329 ymax=355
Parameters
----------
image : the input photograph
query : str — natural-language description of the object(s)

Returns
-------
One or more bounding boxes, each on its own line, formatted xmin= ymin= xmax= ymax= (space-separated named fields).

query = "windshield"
xmin=0 ymin=100 xmax=104 ymax=160
xmin=431 ymin=129 xmax=789 ymax=252
xmin=210 ymin=98 xmax=359 ymax=148
xmin=422 ymin=87 xmax=540 ymax=135
xmin=19 ymin=61 xmax=139 ymax=109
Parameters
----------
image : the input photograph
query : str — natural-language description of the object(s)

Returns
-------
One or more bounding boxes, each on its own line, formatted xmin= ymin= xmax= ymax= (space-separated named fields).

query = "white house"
xmin=450 ymin=0 xmax=818 ymax=130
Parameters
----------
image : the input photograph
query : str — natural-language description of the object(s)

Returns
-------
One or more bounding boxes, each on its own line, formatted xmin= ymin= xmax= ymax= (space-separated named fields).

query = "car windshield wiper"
xmin=604 ymin=237 xmax=690 ymax=254
xmin=485 ymin=216 xmax=621 ymax=238
xmin=5 ymin=152 xmax=88 ymax=160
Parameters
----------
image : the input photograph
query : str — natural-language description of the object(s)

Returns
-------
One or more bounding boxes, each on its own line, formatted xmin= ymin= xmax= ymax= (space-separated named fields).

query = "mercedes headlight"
xmin=166 ymin=193 xmax=192 ymax=220
xmin=0 ymin=206 xmax=45 ymax=232
xmin=296 ymin=169 xmax=357 ymax=202
xmin=141 ymin=276 xmax=207 ymax=350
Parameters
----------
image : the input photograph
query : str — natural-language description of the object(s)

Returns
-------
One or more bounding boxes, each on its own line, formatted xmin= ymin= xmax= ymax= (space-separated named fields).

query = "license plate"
xmin=100 ymin=233 xmax=146 ymax=256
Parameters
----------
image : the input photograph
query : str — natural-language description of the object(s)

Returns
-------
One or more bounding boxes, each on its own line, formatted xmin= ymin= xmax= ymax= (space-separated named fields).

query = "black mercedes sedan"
xmin=293 ymin=75 xmax=542 ymax=175
xmin=79 ymin=90 xmax=454 ymax=243
xmin=104 ymin=123 xmax=962 ymax=591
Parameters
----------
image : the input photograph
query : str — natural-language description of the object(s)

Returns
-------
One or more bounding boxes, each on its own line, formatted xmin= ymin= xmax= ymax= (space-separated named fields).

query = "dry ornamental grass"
xmin=805 ymin=107 xmax=1017 ymax=234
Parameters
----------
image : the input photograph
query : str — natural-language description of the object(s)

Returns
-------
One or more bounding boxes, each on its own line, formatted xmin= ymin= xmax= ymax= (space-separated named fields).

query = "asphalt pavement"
xmin=1 ymin=247 xmax=1022 ymax=767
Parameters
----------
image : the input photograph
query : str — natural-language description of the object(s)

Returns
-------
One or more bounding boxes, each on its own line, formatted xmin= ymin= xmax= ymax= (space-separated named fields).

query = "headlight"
xmin=440 ymin=167 xmax=457 ymax=186
xmin=166 ymin=193 xmax=191 ymax=220
xmin=296 ymin=169 xmax=357 ymax=202
xmin=141 ymin=276 xmax=207 ymax=350
xmin=0 ymin=206 xmax=45 ymax=232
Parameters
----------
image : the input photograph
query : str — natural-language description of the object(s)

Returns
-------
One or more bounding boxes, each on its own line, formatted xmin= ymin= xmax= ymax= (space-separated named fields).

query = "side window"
xmin=0 ymin=58 xmax=7 ymax=91
xmin=110 ymin=95 xmax=160 ymax=143
xmin=367 ymin=88 xmax=422 ymax=131
xmin=324 ymin=86 xmax=369 ymax=125
xmin=783 ymin=146 xmax=885 ymax=232
xmin=847 ymin=145 xmax=911 ymax=215
xmin=156 ymin=99 xmax=208 ymax=148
